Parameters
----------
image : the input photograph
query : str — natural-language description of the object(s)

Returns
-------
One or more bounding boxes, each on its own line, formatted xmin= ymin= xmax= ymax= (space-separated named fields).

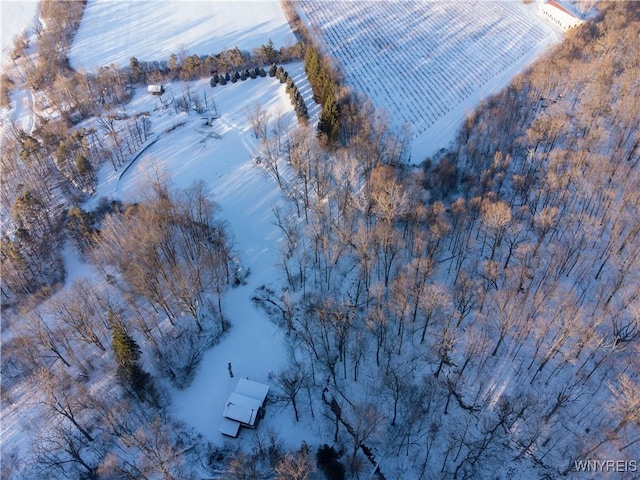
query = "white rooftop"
xmin=223 ymin=392 xmax=262 ymax=426
xmin=219 ymin=379 xmax=270 ymax=436
xmin=218 ymin=417 xmax=241 ymax=437
xmin=235 ymin=378 xmax=270 ymax=404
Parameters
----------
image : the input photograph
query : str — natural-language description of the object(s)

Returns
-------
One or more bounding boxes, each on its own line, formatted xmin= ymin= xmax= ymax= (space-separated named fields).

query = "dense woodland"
xmin=254 ymin=1 xmax=639 ymax=478
xmin=1 ymin=1 xmax=639 ymax=479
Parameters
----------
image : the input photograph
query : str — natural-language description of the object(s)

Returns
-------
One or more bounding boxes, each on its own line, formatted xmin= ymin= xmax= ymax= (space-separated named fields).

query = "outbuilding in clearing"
xmin=147 ymin=84 xmax=165 ymax=95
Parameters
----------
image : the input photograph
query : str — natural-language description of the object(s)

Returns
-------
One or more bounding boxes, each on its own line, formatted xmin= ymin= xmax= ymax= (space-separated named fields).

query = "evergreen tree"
xmin=295 ymin=98 xmax=308 ymax=123
xmin=75 ymin=154 xmax=92 ymax=177
xmin=110 ymin=313 xmax=151 ymax=400
xmin=66 ymin=206 xmax=94 ymax=252
xmin=316 ymin=445 xmax=345 ymax=480
xmin=317 ymin=87 xmax=339 ymax=142
xmin=129 ymin=56 xmax=141 ymax=83
xmin=168 ymin=53 xmax=179 ymax=75
xmin=304 ymin=45 xmax=320 ymax=84
xmin=269 ymin=63 xmax=277 ymax=77
xmin=304 ymin=43 xmax=337 ymax=108
xmin=111 ymin=314 xmax=140 ymax=369
xmin=261 ymin=38 xmax=278 ymax=64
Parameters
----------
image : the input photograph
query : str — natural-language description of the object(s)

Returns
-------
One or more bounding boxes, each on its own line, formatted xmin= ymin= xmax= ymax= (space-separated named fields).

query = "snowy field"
xmin=296 ymin=0 xmax=562 ymax=160
xmin=0 ymin=0 xmax=39 ymax=65
xmin=69 ymin=0 xmax=297 ymax=69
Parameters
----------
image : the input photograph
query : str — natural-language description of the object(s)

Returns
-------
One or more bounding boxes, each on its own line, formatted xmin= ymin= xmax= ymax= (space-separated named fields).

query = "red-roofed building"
xmin=539 ymin=0 xmax=584 ymax=31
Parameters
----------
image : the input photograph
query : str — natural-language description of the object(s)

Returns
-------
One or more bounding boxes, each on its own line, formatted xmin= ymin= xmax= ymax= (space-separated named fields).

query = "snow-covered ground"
xmin=0 ymin=0 xmax=39 ymax=66
xmin=69 ymin=0 xmax=297 ymax=69
xmin=5 ymin=86 xmax=34 ymax=132
xmin=296 ymin=0 xmax=563 ymax=161
xmin=2 ymin=0 xmax=599 ymax=472
xmin=2 ymin=71 xmax=318 ymax=472
xmin=87 ymin=69 xmax=318 ymax=447
xmin=2 ymin=0 xmax=316 ymax=459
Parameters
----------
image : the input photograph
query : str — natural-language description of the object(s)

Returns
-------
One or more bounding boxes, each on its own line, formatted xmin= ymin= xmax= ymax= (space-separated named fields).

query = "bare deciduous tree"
xmin=248 ymin=102 xmax=270 ymax=140
xmin=274 ymin=444 xmax=315 ymax=480
xmin=34 ymin=368 xmax=95 ymax=443
xmin=270 ymin=361 xmax=306 ymax=422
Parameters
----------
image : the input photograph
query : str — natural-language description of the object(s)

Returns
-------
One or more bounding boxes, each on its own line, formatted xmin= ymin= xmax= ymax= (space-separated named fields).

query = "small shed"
xmin=218 ymin=379 xmax=270 ymax=437
xmin=147 ymin=84 xmax=165 ymax=95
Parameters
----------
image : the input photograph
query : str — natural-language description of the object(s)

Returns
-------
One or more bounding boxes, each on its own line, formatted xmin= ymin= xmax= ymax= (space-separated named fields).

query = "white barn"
xmin=539 ymin=0 xmax=584 ymax=32
xmin=218 ymin=379 xmax=270 ymax=438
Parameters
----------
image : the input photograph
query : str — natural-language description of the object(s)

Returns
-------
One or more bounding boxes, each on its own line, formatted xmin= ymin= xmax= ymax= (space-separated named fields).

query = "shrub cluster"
xmin=210 ymin=66 xmax=267 ymax=87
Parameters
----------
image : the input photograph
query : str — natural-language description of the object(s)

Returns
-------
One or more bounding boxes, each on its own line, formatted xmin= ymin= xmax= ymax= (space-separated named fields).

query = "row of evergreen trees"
xmin=273 ymin=65 xmax=309 ymax=123
xmin=210 ymin=66 xmax=267 ymax=86
xmin=304 ymin=42 xmax=341 ymax=142
xmin=209 ymin=63 xmax=309 ymax=123
xmin=128 ymin=39 xmax=304 ymax=84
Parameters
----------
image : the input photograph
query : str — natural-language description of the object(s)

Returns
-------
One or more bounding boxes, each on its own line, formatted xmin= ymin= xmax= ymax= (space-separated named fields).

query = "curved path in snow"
xmin=112 ymin=78 xmax=307 ymax=446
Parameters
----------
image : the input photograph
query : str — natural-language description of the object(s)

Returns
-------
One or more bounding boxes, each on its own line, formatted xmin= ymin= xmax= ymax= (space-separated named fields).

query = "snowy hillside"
xmin=69 ymin=0 xmax=296 ymax=69
xmin=296 ymin=0 xmax=562 ymax=160
xmin=0 ymin=0 xmax=39 ymax=65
